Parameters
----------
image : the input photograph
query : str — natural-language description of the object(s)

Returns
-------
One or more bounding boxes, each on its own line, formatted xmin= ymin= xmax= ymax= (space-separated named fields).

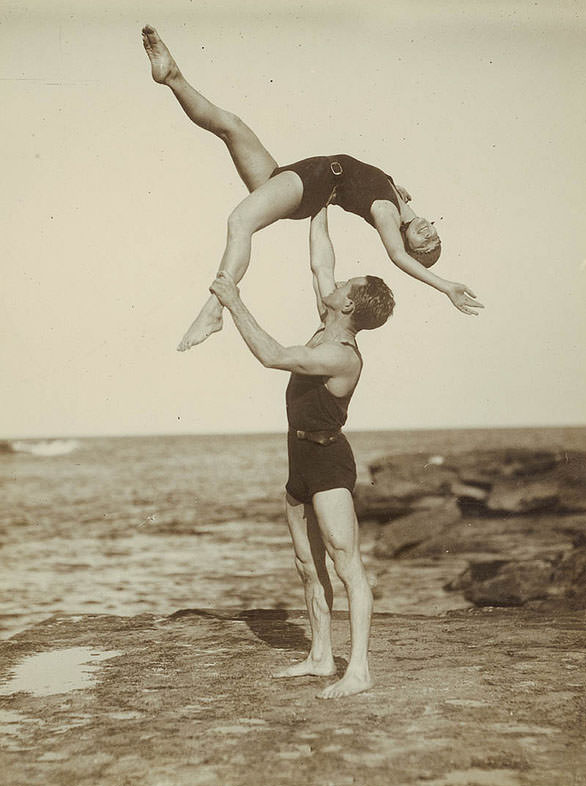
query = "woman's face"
xmin=405 ymin=217 xmax=440 ymax=253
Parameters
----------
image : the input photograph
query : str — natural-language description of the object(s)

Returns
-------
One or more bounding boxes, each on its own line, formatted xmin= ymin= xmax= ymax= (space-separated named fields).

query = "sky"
xmin=2 ymin=0 xmax=585 ymax=437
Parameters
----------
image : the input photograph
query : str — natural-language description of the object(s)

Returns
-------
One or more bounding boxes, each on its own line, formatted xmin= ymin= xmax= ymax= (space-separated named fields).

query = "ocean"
xmin=2 ymin=427 xmax=585 ymax=639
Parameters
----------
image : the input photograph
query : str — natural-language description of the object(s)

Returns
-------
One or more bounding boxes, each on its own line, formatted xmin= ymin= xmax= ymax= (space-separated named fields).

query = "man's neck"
xmin=322 ymin=311 xmax=357 ymax=342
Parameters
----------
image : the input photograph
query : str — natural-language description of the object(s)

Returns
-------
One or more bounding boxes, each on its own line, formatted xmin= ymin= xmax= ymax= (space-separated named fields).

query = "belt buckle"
xmin=296 ymin=430 xmax=305 ymax=440
xmin=330 ymin=161 xmax=343 ymax=176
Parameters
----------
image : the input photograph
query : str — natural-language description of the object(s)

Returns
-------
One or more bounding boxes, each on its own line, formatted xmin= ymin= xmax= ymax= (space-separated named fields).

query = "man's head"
xmin=322 ymin=275 xmax=395 ymax=331
xmin=401 ymin=217 xmax=441 ymax=268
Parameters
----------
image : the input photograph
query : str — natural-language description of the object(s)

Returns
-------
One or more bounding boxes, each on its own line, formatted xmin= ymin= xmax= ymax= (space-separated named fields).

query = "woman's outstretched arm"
xmin=371 ymin=203 xmax=484 ymax=316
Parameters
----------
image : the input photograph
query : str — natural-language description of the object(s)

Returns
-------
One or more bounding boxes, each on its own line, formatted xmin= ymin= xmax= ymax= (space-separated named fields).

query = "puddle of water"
xmin=0 ymin=647 xmax=121 ymax=697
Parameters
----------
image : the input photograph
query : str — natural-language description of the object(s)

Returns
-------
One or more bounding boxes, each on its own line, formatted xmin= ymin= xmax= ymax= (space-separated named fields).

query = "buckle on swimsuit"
xmin=294 ymin=429 xmax=340 ymax=446
xmin=330 ymin=161 xmax=343 ymax=176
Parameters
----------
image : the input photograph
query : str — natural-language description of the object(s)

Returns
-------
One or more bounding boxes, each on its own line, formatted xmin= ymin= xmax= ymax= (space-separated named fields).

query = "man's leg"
xmin=273 ymin=493 xmax=336 ymax=678
xmin=142 ymin=25 xmax=277 ymax=192
xmin=176 ymin=170 xmax=303 ymax=350
xmin=311 ymin=488 xmax=373 ymax=699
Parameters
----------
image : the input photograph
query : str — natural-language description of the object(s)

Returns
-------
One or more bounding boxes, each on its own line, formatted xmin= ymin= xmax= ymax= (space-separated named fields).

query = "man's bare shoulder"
xmin=313 ymin=339 xmax=361 ymax=374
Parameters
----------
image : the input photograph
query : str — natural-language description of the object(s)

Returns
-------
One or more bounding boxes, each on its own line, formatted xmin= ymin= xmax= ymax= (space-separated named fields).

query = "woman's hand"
xmin=445 ymin=282 xmax=484 ymax=315
xmin=395 ymin=184 xmax=412 ymax=203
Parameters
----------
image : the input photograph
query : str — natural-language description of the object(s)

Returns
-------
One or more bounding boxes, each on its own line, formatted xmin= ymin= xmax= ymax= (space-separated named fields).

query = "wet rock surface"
xmin=0 ymin=608 xmax=585 ymax=786
xmin=356 ymin=449 xmax=586 ymax=609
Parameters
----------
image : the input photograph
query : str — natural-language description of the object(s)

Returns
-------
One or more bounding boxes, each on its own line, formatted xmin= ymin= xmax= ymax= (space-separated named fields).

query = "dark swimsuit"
xmin=285 ymin=330 xmax=363 ymax=504
xmin=270 ymin=154 xmax=400 ymax=226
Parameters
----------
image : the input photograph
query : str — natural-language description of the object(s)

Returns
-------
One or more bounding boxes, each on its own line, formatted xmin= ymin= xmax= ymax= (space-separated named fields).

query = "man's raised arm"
xmin=309 ymin=208 xmax=336 ymax=320
xmin=209 ymin=272 xmax=355 ymax=377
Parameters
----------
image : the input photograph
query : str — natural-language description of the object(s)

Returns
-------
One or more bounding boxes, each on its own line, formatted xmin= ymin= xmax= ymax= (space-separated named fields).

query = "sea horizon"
xmin=3 ymin=422 xmax=585 ymax=442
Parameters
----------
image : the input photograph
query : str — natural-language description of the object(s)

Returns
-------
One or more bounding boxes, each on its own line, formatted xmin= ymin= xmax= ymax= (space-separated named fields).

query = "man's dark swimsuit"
xmin=270 ymin=154 xmax=400 ymax=227
xmin=285 ymin=330 xmax=363 ymax=504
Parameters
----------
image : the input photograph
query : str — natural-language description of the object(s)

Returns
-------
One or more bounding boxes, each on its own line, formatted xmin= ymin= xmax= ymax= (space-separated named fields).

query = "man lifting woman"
xmin=141 ymin=24 xmax=483 ymax=351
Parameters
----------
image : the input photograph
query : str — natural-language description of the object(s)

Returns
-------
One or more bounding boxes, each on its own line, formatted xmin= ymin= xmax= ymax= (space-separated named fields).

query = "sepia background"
xmin=1 ymin=4 xmax=585 ymax=782
xmin=2 ymin=0 xmax=585 ymax=439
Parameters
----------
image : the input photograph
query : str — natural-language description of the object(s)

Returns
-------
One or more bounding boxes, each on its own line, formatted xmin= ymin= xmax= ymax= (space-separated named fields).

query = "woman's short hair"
xmin=400 ymin=223 xmax=442 ymax=268
xmin=349 ymin=276 xmax=395 ymax=331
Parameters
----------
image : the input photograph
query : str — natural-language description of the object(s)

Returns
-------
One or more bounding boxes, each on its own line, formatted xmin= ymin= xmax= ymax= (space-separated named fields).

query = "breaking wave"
xmin=8 ymin=439 xmax=80 ymax=456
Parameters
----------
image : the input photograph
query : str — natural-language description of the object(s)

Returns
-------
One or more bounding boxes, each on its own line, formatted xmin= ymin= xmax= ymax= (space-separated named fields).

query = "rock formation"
xmin=354 ymin=449 xmax=586 ymax=608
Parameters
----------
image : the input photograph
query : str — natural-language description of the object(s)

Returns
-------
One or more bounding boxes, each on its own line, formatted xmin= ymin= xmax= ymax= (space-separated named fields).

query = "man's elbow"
xmin=261 ymin=349 xmax=288 ymax=370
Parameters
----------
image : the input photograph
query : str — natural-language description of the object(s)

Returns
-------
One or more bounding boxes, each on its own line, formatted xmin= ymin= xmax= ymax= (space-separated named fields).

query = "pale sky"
xmin=2 ymin=0 xmax=585 ymax=437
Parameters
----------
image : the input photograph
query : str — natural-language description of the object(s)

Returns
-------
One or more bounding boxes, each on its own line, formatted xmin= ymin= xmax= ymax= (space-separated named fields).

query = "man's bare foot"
xmin=142 ymin=24 xmax=181 ymax=85
xmin=317 ymin=669 xmax=372 ymax=699
xmin=273 ymin=657 xmax=337 ymax=679
xmin=177 ymin=309 xmax=223 ymax=351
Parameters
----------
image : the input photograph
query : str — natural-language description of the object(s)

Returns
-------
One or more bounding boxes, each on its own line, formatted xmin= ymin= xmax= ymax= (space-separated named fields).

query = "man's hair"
xmin=400 ymin=224 xmax=442 ymax=268
xmin=349 ymin=275 xmax=395 ymax=331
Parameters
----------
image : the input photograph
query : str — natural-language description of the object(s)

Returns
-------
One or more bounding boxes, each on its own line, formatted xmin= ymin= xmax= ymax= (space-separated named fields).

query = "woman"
xmin=141 ymin=25 xmax=483 ymax=350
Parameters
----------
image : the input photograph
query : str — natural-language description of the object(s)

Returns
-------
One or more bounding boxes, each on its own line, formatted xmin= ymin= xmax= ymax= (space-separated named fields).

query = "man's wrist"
xmin=225 ymin=294 xmax=243 ymax=312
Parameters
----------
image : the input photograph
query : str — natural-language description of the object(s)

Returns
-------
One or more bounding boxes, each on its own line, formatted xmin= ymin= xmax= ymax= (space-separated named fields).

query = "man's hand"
xmin=395 ymin=184 xmax=412 ymax=203
xmin=445 ymin=282 xmax=485 ymax=316
xmin=210 ymin=271 xmax=240 ymax=308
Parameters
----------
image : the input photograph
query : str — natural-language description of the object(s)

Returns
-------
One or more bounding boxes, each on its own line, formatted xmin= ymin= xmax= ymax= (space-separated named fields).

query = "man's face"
xmin=322 ymin=276 xmax=367 ymax=311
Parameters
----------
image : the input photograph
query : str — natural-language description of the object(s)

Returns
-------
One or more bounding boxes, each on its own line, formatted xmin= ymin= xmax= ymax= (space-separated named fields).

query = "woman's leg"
xmin=177 ymin=170 xmax=303 ymax=350
xmin=273 ymin=493 xmax=336 ymax=678
xmin=142 ymin=25 xmax=277 ymax=191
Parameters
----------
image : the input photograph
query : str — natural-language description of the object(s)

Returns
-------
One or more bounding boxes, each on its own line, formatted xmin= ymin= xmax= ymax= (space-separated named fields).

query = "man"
xmin=141 ymin=24 xmax=483 ymax=351
xmin=210 ymin=207 xmax=395 ymax=698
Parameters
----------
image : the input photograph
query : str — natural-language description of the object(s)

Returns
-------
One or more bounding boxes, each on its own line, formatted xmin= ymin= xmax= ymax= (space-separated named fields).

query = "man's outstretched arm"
xmin=209 ymin=273 xmax=356 ymax=377
xmin=309 ymin=208 xmax=336 ymax=320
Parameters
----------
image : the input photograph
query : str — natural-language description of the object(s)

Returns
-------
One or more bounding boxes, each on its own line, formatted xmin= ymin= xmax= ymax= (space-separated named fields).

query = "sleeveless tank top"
xmin=285 ymin=332 xmax=363 ymax=431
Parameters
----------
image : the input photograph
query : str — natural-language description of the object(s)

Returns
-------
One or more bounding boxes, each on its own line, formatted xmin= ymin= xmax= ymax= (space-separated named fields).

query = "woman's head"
xmin=401 ymin=218 xmax=441 ymax=268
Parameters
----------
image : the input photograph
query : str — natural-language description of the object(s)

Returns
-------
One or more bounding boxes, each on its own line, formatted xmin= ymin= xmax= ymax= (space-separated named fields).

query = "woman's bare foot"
xmin=177 ymin=300 xmax=223 ymax=351
xmin=273 ymin=657 xmax=337 ymax=679
xmin=317 ymin=668 xmax=372 ymax=699
xmin=142 ymin=24 xmax=181 ymax=85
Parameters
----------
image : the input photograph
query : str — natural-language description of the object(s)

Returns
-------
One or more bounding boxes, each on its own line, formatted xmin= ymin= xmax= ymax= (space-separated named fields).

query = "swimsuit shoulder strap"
xmin=340 ymin=341 xmax=363 ymax=363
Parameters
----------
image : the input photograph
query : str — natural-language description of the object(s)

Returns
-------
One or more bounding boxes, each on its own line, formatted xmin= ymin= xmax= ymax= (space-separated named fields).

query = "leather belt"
xmin=292 ymin=429 xmax=341 ymax=446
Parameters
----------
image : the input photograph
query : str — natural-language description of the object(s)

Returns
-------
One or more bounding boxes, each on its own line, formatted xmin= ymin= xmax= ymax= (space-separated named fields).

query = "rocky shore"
xmin=0 ymin=607 xmax=584 ymax=786
xmin=1 ymin=446 xmax=585 ymax=785
xmin=355 ymin=448 xmax=586 ymax=609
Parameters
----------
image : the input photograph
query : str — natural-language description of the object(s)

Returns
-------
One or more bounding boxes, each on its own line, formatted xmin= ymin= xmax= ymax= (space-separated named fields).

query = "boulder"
xmin=486 ymin=477 xmax=560 ymax=514
xmin=370 ymin=454 xmax=458 ymax=500
xmin=445 ymin=560 xmax=510 ymax=592
xmin=450 ymin=482 xmax=489 ymax=503
xmin=353 ymin=483 xmax=410 ymax=522
xmin=552 ymin=452 xmax=586 ymax=512
xmin=550 ymin=545 xmax=586 ymax=605
xmin=456 ymin=559 xmax=553 ymax=606
xmin=374 ymin=499 xmax=461 ymax=558
xmin=484 ymin=452 xmax=586 ymax=514
xmin=444 ymin=449 xmax=561 ymax=486
xmin=362 ymin=450 xmax=586 ymax=520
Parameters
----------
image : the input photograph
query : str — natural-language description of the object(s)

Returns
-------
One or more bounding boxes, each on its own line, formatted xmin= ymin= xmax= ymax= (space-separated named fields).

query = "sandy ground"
xmin=0 ymin=607 xmax=584 ymax=786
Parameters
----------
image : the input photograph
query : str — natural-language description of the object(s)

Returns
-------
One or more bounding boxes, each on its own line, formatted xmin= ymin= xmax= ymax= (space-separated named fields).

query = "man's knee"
xmin=294 ymin=555 xmax=319 ymax=585
xmin=329 ymin=545 xmax=361 ymax=585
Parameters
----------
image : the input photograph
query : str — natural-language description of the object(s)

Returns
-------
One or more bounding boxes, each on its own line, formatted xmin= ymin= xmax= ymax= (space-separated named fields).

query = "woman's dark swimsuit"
xmin=285 ymin=330 xmax=363 ymax=504
xmin=270 ymin=154 xmax=400 ymax=227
